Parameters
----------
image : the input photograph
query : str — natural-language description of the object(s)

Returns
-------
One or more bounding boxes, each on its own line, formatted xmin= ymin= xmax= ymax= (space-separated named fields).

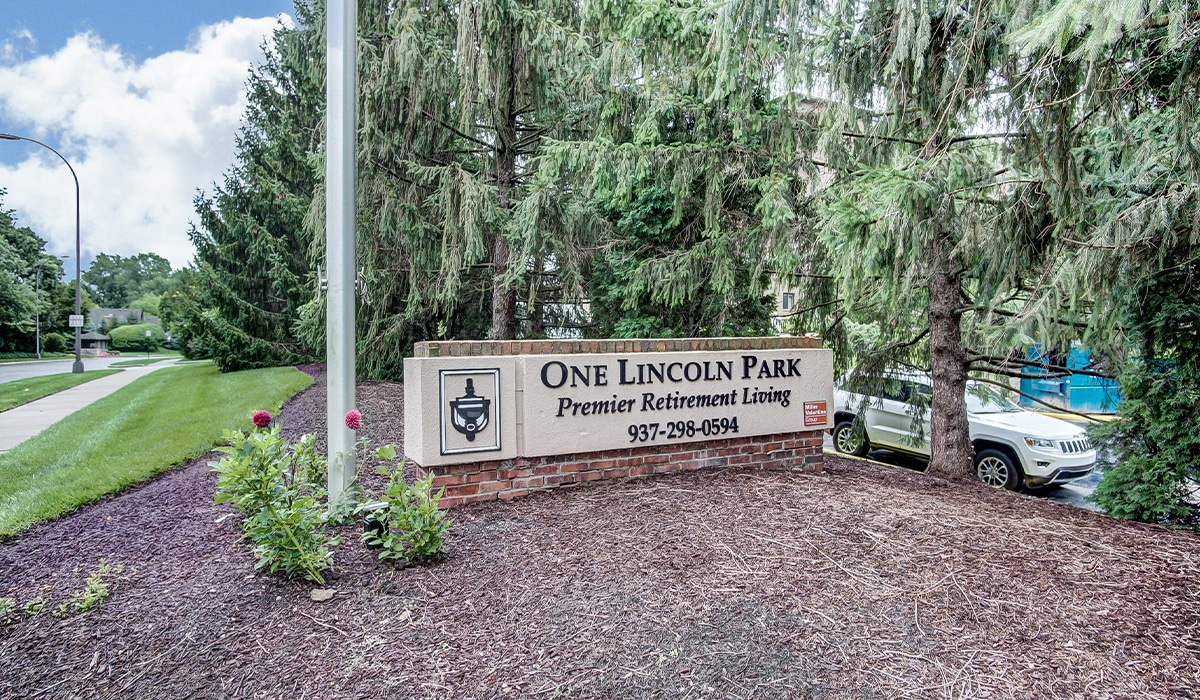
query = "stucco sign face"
xmin=405 ymin=347 xmax=833 ymax=468
xmin=440 ymin=369 xmax=501 ymax=455
xmin=521 ymin=350 xmax=832 ymax=457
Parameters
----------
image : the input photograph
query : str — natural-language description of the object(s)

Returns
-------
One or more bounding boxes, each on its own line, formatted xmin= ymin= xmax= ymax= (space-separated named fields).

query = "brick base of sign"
xmin=414 ymin=430 xmax=826 ymax=509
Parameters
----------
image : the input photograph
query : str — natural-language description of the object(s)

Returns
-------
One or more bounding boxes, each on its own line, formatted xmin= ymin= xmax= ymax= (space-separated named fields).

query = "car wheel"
xmin=832 ymin=420 xmax=870 ymax=457
xmin=974 ymin=449 xmax=1022 ymax=491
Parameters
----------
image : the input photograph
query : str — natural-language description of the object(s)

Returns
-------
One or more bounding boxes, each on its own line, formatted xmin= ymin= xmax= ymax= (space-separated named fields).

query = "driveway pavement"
xmin=0 ymin=362 xmax=176 ymax=453
xmin=821 ymin=428 xmax=1106 ymax=512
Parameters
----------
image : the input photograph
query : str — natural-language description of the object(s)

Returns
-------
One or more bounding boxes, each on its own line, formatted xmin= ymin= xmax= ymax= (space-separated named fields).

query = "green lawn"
xmin=0 ymin=370 xmax=124 ymax=412
xmin=0 ymin=363 xmax=312 ymax=539
xmin=108 ymin=358 xmax=171 ymax=368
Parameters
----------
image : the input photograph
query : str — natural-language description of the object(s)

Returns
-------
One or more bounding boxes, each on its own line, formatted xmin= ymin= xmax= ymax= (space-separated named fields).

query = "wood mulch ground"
xmin=1 ymin=365 xmax=1198 ymax=699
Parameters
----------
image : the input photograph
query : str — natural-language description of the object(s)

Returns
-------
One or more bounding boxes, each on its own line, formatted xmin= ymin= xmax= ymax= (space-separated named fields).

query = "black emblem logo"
xmin=450 ymin=378 xmax=490 ymax=441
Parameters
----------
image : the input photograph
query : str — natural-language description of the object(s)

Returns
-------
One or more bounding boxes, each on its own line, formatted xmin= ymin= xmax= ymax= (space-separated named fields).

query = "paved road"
xmin=0 ymin=356 xmax=153 ymax=383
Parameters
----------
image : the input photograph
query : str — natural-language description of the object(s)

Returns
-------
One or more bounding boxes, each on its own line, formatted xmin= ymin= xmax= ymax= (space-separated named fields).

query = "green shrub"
xmin=362 ymin=449 xmax=451 ymax=563
xmin=1091 ymin=364 xmax=1200 ymax=530
xmin=108 ymin=323 xmax=166 ymax=352
xmin=42 ymin=332 xmax=68 ymax=353
xmin=212 ymin=425 xmax=338 ymax=583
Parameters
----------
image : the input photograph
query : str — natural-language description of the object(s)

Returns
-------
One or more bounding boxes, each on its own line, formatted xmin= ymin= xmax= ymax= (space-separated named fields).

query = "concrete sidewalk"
xmin=0 ymin=364 xmax=175 ymax=453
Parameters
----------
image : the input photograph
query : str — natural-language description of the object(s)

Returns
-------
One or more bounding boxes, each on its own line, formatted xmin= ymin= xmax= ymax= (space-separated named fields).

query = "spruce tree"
xmin=181 ymin=5 xmax=325 ymax=371
xmin=347 ymin=0 xmax=597 ymax=350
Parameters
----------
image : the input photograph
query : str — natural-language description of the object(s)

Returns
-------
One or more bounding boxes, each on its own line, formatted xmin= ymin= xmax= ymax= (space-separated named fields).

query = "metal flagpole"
xmin=326 ymin=0 xmax=358 ymax=500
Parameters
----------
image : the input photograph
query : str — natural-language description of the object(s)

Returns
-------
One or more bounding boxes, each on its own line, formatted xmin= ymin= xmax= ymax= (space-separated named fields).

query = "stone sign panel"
xmin=405 ymin=346 xmax=833 ymax=468
xmin=521 ymin=349 xmax=832 ymax=457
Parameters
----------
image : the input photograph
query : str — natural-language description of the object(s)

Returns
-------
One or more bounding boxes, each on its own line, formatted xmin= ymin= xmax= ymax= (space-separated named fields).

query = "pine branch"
xmin=841 ymin=131 xmax=927 ymax=147
xmin=966 ymin=352 xmax=1117 ymax=380
xmin=421 ymin=110 xmax=495 ymax=151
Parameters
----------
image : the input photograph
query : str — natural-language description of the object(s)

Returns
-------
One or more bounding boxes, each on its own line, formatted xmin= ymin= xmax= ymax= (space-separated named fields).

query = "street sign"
xmin=68 ymin=314 xmax=84 ymax=328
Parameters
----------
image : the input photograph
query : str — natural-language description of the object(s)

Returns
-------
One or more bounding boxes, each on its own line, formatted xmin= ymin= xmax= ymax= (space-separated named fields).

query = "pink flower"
xmin=252 ymin=410 xmax=272 ymax=428
xmin=344 ymin=409 xmax=362 ymax=430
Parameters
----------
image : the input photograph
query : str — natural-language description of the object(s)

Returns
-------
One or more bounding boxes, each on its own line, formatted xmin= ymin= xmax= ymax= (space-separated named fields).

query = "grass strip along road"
xmin=0 ymin=370 xmax=123 ymax=412
xmin=0 ymin=363 xmax=312 ymax=538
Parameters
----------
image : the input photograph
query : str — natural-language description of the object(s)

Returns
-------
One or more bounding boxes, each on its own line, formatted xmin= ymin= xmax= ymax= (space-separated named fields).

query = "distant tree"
xmin=127 ymin=292 xmax=162 ymax=318
xmin=0 ymin=190 xmax=65 ymax=353
xmin=82 ymin=252 xmax=173 ymax=308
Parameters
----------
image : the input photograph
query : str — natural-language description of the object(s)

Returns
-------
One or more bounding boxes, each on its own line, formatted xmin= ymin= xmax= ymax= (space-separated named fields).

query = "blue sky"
xmin=5 ymin=1 xmax=295 ymax=62
xmin=1 ymin=2 xmax=299 ymax=271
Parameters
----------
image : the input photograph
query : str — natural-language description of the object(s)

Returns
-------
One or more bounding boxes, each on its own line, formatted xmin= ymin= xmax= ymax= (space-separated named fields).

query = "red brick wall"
xmin=415 ymin=430 xmax=826 ymax=509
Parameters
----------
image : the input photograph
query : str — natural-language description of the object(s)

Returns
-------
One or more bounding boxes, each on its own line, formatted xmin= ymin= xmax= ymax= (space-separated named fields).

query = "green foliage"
xmin=213 ymin=426 xmax=337 ymax=583
xmin=69 ymin=559 xmax=124 ymax=613
xmin=1091 ymin=366 xmax=1200 ymax=529
xmin=128 ymin=292 xmax=162 ymax=317
xmin=0 ymin=597 xmax=15 ymax=624
xmin=0 ymin=191 xmax=69 ymax=354
xmin=108 ymin=323 xmax=166 ymax=352
xmin=362 ymin=456 xmax=451 ymax=563
xmin=42 ymin=332 xmax=68 ymax=353
xmin=179 ymin=3 xmax=323 ymax=373
xmin=0 ymin=369 xmax=122 ymax=412
xmin=589 ymin=186 xmax=774 ymax=338
xmin=1091 ymin=255 xmax=1200 ymax=529
xmin=81 ymin=252 xmax=174 ymax=308
xmin=0 ymin=364 xmax=312 ymax=538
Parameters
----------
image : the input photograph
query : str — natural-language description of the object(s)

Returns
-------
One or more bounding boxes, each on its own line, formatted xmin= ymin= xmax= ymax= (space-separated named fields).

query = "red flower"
xmin=344 ymin=410 xmax=362 ymax=430
xmin=252 ymin=410 xmax=272 ymax=428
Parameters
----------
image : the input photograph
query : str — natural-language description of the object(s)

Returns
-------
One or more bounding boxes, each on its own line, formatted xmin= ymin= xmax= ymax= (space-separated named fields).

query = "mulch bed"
xmin=2 ymin=365 xmax=1198 ymax=699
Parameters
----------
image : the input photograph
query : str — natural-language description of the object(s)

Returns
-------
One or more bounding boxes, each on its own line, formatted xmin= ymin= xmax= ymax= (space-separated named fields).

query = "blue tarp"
xmin=1019 ymin=345 xmax=1121 ymax=414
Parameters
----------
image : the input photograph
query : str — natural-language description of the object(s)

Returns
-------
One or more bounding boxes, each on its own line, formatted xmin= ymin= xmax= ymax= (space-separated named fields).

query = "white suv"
xmin=831 ymin=373 xmax=1097 ymax=490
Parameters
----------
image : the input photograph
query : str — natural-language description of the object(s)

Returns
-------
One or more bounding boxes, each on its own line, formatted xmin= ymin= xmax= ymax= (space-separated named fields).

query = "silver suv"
xmin=832 ymin=373 xmax=1097 ymax=490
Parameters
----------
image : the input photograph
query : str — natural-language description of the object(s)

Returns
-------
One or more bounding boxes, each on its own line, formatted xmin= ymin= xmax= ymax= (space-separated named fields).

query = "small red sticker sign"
xmin=803 ymin=401 xmax=828 ymax=426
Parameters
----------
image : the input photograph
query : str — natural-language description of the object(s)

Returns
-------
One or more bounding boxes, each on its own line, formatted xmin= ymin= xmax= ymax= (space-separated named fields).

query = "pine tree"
xmin=344 ymin=0 xmax=597 ymax=356
xmin=181 ymin=5 xmax=325 ymax=371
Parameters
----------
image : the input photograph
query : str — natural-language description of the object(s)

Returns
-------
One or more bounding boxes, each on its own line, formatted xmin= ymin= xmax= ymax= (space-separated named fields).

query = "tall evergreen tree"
xmin=346 ymin=0 xmax=597 ymax=355
xmin=180 ymin=4 xmax=325 ymax=371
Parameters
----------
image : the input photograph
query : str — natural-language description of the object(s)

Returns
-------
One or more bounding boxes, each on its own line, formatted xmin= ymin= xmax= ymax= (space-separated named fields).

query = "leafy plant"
xmin=24 ymin=597 xmax=46 ymax=616
xmin=0 ymin=597 xmax=16 ymax=624
xmin=69 ymin=559 xmax=124 ymax=613
xmin=212 ymin=424 xmax=338 ymax=584
xmin=361 ymin=449 xmax=451 ymax=563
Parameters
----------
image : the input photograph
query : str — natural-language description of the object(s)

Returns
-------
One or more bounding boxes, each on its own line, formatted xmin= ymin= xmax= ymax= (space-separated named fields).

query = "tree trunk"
xmin=490 ymin=33 xmax=519 ymax=341
xmin=926 ymin=247 xmax=973 ymax=479
xmin=491 ymin=233 xmax=517 ymax=340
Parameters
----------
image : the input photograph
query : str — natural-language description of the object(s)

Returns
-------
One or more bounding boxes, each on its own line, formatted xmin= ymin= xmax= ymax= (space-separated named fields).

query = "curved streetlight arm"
xmin=1 ymin=132 xmax=84 ymax=373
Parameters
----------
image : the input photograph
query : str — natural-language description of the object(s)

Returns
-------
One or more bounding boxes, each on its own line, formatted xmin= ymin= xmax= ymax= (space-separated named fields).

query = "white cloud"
xmin=0 ymin=15 xmax=292 ymax=270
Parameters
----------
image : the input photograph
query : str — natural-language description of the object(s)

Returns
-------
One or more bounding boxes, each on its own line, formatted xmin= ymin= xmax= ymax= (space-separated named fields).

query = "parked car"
xmin=831 ymin=372 xmax=1097 ymax=490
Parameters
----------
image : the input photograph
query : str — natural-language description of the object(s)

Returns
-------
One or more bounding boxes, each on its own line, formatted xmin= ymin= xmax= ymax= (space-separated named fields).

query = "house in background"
xmin=79 ymin=331 xmax=111 ymax=355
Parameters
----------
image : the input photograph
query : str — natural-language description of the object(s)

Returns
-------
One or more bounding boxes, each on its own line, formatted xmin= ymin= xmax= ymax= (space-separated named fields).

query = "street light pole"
xmin=34 ymin=265 xmax=41 ymax=359
xmin=0 ymin=133 xmax=84 ymax=373
xmin=326 ymin=0 xmax=358 ymax=501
